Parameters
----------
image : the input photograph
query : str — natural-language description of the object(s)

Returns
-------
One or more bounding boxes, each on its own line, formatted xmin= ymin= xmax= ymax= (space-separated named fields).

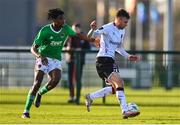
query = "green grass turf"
xmin=0 ymin=87 xmax=180 ymax=124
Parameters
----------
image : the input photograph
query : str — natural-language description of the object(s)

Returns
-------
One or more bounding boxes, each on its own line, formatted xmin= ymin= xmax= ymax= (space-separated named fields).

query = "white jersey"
xmin=92 ymin=22 xmax=130 ymax=59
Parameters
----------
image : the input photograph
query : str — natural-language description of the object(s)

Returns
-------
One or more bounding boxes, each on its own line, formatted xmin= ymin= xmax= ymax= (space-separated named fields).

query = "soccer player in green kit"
xmin=22 ymin=8 xmax=94 ymax=118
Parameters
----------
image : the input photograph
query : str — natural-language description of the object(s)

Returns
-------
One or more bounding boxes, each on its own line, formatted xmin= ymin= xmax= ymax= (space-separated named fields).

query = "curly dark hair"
xmin=48 ymin=8 xmax=64 ymax=20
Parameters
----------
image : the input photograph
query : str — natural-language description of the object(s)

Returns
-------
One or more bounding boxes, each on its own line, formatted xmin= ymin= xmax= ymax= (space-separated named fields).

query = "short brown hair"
xmin=116 ymin=8 xmax=130 ymax=19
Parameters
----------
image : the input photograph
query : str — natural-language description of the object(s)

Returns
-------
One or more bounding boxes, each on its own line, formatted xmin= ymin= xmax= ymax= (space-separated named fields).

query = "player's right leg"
xmin=22 ymin=70 xmax=44 ymax=118
xmin=85 ymin=57 xmax=115 ymax=112
xmin=85 ymin=86 xmax=113 ymax=112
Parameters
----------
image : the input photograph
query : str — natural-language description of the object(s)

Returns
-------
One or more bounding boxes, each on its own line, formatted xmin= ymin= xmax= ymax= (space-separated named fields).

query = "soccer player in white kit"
xmin=85 ymin=8 xmax=140 ymax=119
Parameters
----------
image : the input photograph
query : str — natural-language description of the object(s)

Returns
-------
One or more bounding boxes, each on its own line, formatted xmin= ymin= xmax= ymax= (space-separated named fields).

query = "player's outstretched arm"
xmin=77 ymin=33 xmax=95 ymax=43
xmin=76 ymin=20 xmax=97 ymax=43
xmin=77 ymin=33 xmax=101 ymax=49
xmin=116 ymin=43 xmax=141 ymax=62
xmin=76 ymin=20 xmax=100 ymax=48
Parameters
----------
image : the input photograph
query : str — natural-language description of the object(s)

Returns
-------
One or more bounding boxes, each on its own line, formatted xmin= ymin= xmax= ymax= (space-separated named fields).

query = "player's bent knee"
xmin=107 ymin=72 xmax=124 ymax=88
xmin=51 ymin=78 xmax=60 ymax=85
xmin=107 ymin=72 xmax=121 ymax=83
xmin=47 ymin=79 xmax=59 ymax=90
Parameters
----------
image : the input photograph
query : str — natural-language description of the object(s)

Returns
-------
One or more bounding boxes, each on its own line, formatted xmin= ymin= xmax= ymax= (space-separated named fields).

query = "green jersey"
xmin=33 ymin=23 xmax=77 ymax=61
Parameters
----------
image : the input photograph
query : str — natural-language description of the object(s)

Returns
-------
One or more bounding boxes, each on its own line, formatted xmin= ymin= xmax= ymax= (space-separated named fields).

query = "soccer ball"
xmin=127 ymin=102 xmax=140 ymax=112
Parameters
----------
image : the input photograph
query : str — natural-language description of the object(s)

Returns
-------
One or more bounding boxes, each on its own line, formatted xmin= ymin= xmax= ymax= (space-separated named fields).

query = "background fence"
xmin=0 ymin=48 xmax=180 ymax=89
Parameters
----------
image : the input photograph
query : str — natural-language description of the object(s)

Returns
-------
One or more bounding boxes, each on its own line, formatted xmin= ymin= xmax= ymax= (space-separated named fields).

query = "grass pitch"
xmin=0 ymin=87 xmax=180 ymax=124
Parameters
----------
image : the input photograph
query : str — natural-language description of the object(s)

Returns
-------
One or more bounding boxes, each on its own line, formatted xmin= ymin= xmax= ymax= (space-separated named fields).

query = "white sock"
xmin=116 ymin=90 xmax=128 ymax=113
xmin=90 ymin=86 xmax=112 ymax=100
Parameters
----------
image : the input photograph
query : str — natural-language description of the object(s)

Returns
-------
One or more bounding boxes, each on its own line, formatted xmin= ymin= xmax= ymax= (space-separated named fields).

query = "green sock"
xmin=39 ymin=86 xmax=49 ymax=95
xmin=24 ymin=93 xmax=35 ymax=113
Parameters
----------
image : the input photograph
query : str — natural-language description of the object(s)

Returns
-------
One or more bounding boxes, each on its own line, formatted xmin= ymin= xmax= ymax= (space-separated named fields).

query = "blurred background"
xmin=0 ymin=0 xmax=179 ymax=89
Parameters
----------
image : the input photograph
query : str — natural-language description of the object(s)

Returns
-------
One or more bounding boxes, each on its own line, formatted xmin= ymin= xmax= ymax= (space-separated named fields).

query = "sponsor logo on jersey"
xmin=109 ymin=40 xmax=119 ymax=45
xmin=50 ymin=41 xmax=63 ymax=46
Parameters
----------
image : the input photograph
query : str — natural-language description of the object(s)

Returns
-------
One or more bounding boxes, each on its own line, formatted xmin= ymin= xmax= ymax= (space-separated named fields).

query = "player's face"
xmin=53 ymin=15 xmax=65 ymax=27
xmin=115 ymin=17 xmax=129 ymax=29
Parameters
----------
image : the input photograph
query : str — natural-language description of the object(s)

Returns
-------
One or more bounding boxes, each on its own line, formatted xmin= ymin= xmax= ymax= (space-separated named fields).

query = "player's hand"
xmin=128 ymin=55 xmax=141 ymax=62
xmin=40 ymin=56 xmax=48 ymax=66
xmin=90 ymin=20 xmax=97 ymax=30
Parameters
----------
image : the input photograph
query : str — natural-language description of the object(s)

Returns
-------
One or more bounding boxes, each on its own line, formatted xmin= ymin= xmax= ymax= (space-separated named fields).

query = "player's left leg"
xmin=107 ymin=72 xmax=128 ymax=111
xmin=46 ymin=68 xmax=61 ymax=91
xmin=35 ymin=68 xmax=61 ymax=107
xmin=107 ymin=72 xmax=140 ymax=119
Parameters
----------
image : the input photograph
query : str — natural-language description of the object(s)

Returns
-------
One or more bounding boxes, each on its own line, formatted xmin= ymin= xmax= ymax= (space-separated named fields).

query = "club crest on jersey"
xmin=49 ymin=36 xmax=53 ymax=40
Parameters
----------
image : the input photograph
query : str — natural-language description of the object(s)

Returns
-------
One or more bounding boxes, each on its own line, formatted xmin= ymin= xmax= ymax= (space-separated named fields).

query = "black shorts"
xmin=96 ymin=57 xmax=115 ymax=79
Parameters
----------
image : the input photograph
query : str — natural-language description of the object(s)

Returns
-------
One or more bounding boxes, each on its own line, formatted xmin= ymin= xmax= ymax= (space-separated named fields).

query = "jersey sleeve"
xmin=116 ymin=42 xmax=130 ymax=58
xmin=66 ymin=25 xmax=77 ymax=36
xmin=92 ymin=25 xmax=108 ymax=39
xmin=115 ymin=33 xmax=130 ymax=58
xmin=33 ymin=28 xmax=46 ymax=46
